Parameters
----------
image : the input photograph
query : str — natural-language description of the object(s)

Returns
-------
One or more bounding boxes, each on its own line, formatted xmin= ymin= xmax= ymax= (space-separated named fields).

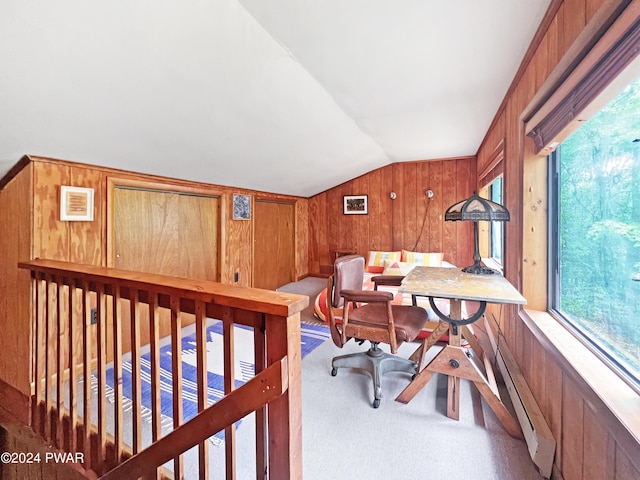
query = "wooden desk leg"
xmin=397 ymin=321 xmax=448 ymax=403
xmin=447 ymin=300 xmax=462 ymax=420
xmin=461 ymin=325 xmax=484 ymax=359
xmin=396 ymin=300 xmax=462 ymax=406
xmin=408 ymin=320 xmax=448 ymax=365
xmin=448 ymin=373 xmax=460 ymax=420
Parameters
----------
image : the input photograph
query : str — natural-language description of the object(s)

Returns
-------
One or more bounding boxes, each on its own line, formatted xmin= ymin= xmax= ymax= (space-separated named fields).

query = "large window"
xmin=550 ymin=76 xmax=640 ymax=389
xmin=488 ymin=176 xmax=504 ymax=266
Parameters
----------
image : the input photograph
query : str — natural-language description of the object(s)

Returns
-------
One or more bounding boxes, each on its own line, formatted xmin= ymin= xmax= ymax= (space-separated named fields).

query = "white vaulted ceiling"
xmin=0 ymin=1 xmax=551 ymax=197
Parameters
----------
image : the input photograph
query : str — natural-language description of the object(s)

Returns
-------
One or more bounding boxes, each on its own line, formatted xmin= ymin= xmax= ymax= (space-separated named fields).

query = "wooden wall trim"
xmin=28 ymin=155 xmax=301 ymax=199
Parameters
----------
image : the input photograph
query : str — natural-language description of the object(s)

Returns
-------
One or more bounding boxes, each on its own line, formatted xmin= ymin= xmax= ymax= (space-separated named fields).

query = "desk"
xmin=396 ymin=266 xmax=526 ymax=438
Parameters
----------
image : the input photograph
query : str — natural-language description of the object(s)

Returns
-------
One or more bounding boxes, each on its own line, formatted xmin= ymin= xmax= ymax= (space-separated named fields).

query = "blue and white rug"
xmin=101 ymin=321 xmax=330 ymax=445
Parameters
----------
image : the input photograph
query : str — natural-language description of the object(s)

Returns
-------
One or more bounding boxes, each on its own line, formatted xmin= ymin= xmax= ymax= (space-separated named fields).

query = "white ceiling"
xmin=0 ymin=1 xmax=551 ymax=197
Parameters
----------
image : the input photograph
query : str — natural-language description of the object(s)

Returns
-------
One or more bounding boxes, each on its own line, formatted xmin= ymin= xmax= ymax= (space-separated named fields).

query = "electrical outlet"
xmin=90 ymin=308 xmax=97 ymax=324
xmin=234 ymin=272 xmax=239 ymax=283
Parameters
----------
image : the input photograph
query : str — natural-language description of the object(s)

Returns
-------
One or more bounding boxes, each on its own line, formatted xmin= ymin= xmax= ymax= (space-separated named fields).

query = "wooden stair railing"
xmin=101 ymin=357 xmax=288 ymax=480
xmin=19 ymin=259 xmax=308 ymax=479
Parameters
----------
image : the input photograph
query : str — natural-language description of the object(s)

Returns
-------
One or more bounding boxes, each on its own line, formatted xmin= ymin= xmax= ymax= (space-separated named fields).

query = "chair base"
xmin=331 ymin=343 xmax=417 ymax=408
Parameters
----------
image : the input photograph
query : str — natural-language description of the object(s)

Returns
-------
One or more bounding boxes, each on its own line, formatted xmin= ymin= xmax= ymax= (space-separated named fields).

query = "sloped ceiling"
xmin=0 ymin=1 xmax=551 ymax=197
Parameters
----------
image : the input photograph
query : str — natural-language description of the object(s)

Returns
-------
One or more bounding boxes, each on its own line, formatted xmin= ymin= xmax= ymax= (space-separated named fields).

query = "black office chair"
xmin=326 ymin=255 xmax=428 ymax=408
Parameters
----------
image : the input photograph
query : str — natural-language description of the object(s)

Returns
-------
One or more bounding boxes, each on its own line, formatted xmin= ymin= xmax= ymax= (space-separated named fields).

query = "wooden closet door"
xmin=253 ymin=200 xmax=295 ymax=290
xmin=113 ymin=187 xmax=219 ymax=281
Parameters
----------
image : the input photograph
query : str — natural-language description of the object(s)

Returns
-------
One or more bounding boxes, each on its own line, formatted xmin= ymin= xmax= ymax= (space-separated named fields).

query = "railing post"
xmin=265 ymin=312 xmax=303 ymax=479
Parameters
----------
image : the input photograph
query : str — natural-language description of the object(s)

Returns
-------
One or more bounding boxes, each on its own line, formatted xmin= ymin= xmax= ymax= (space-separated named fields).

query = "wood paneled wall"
xmin=308 ymin=157 xmax=476 ymax=275
xmin=477 ymin=0 xmax=640 ymax=478
xmin=24 ymin=155 xmax=308 ymax=283
xmin=0 ymin=155 xmax=309 ymax=415
xmin=0 ymin=163 xmax=33 ymax=418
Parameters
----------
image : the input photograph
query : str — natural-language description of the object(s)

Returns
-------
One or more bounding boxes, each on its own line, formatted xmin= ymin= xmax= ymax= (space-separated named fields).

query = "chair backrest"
xmin=326 ymin=255 xmax=365 ymax=347
xmin=331 ymin=255 xmax=365 ymax=308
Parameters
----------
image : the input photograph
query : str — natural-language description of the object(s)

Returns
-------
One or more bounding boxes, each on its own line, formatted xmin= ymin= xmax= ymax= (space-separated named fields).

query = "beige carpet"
xmin=277 ymin=276 xmax=327 ymax=325
xmin=299 ymin=339 xmax=544 ymax=480
xmin=278 ymin=276 xmax=543 ymax=479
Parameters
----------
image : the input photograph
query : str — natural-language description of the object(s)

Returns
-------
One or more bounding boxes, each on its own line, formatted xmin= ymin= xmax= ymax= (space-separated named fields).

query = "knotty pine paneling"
xmin=33 ymin=162 xmax=69 ymax=261
xmin=476 ymin=1 xmax=640 ymax=478
xmin=0 ymin=165 xmax=33 ymax=398
xmin=295 ymin=199 xmax=309 ymax=281
xmin=562 ymin=376 xmax=585 ymax=479
xmin=69 ymin=167 xmax=104 ymax=266
xmin=308 ymin=157 xmax=476 ymax=274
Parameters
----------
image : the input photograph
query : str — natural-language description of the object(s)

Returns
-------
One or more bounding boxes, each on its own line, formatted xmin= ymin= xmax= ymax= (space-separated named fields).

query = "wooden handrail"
xmin=19 ymin=259 xmax=307 ymax=479
xmin=19 ymin=259 xmax=307 ymax=317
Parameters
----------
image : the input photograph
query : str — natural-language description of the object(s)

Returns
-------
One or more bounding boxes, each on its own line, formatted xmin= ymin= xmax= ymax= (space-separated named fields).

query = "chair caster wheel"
xmin=373 ymin=398 xmax=380 ymax=408
xmin=331 ymin=368 xmax=338 ymax=376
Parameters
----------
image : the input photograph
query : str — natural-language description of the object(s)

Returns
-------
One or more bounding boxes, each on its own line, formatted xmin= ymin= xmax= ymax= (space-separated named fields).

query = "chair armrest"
xmin=370 ymin=275 xmax=405 ymax=289
xmin=341 ymin=289 xmax=393 ymax=303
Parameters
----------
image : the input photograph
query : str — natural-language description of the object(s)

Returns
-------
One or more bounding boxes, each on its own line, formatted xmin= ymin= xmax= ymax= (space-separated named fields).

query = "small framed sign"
xmin=60 ymin=186 xmax=94 ymax=221
xmin=343 ymin=195 xmax=368 ymax=215
xmin=233 ymin=194 xmax=251 ymax=220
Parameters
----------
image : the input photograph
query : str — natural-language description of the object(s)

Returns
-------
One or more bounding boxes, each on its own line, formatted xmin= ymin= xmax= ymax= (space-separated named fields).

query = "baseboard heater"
xmin=484 ymin=316 xmax=555 ymax=479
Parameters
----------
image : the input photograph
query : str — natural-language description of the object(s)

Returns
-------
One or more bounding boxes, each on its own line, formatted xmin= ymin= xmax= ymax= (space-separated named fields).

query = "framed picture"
xmin=60 ymin=186 xmax=94 ymax=221
xmin=343 ymin=195 xmax=368 ymax=215
xmin=233 ymin=194 xmax=251 ymax=220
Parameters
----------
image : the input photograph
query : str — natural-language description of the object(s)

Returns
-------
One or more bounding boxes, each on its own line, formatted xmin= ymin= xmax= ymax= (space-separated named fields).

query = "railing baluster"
xmin=96 ymin=283 xmax=107 ymax=469
xmin=149 ymin=291 xmax=161 ymax=444
xmin=254 ymin=314 xmax=267 ymax=477
xmin=33 ymin=272 xmax=46 ymax=435
xmin=223 ymin=307 xmax=237 ymax=477
xmin=170 ymin=295 xmax=183 ymax=479
xmin=44 ymin=273 xmax=56 ymax=443
xmin=68 ymin=278 xmax=78 ymax=454
xmin=195 ymin=300 xmax=209 ymax=479
xmin=112 ymin=285 xmax=124 ymax=463
xmin=56 ymin=277 xmax=65 ymax=449
xmin=130 ymin=289 xmax=143 ymax=454
xmin=81 ymin=279 xmax=92 ymax=472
